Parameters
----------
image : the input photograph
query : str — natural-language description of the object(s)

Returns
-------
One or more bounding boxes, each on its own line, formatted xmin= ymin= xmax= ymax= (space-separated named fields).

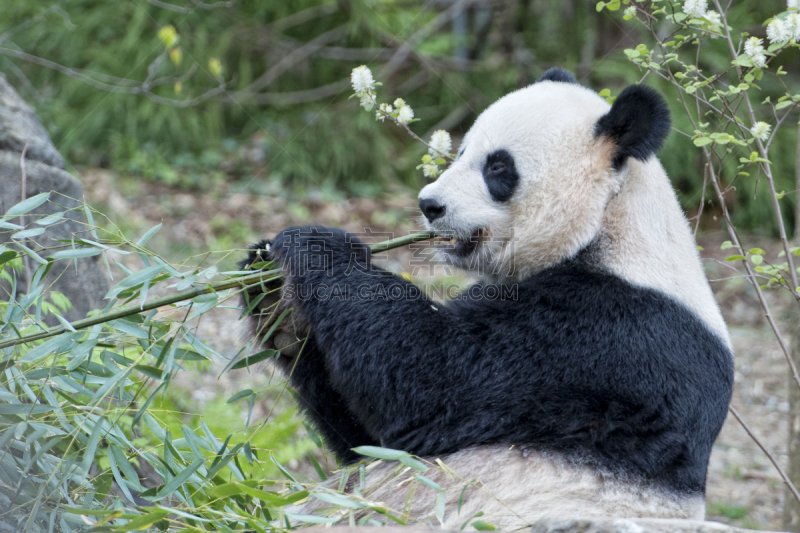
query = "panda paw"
xmin=269 ymin=225 xmax=371 ymax=280
xmin=241 ymin=239 xmax=274 ymax=271
xmin=240 ymin=239 xmax=308 ymax=359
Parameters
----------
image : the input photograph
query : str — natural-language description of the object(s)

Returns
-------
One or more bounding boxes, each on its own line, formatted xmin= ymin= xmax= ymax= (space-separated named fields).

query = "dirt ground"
xmin=82 ymin=169 xmax=798 ymax=531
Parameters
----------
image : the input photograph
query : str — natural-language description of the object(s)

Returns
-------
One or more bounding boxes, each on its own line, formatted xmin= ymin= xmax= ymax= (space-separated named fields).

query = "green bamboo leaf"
xmin=51 ymin=248 xmax=102 ymax=259
xmin=0 ymin=404 xmax=55 ymax=415
xmin=414 ymin=474 xmax=442 ymax=491
xmin=285 ymin=513 xmax=338 ymax=524
xmin=352 ymin=445 xmax=408 ymax=461
xmin=52 ymin=312 xmax=77 ymax=332
xmin=61 ymin=506 xmax=126 ymax=517
xmin=15 ymin=242 xmax=47 ymax=265
xmin=231 ymin=349 xmax=276 ymax=369
xmin=227 ymin=389 xmax=254 ymax=403
xmin=132 ymin=382 xmax=166 ymax=427
xmin=111 ymin=509 xmax=169 ymax=532
xmin=399 ymin=454 xmax=429 ymax=472
xmin=5 ymin=192 xmax=50 ymax=217
xmin=109 ymin=319 xmax=149 ymax=338
xmin=91 ymin=367 xmax=132 ymax=403
xmin=472 ymin=520 xmax=497 ymax=531
xmin=134 ymin=364 xmax=164 ymax=380
xmin=136 ymin=223 xmax=162 ymax=246
xmin=11 ymin=227 xmax=45 ymax=239
xmin=436 ymin=490 xmax=446 ymax=524
xmin=0 ymin=250 xmax=18 ymax=266
xmin=109 ymin=445 xmax=143 ymax=491
xmin=21 ymin=334 xmax=75 ymax=363
xmin=0 ymin=220 xmax=24 ymax=230
xmin=312 ymin=491 xmax=365 ymax=508
xmin=154 ymin=459 xmax=204 ymax=499
xmin=82 ymin=419 xmax=105 ymax=474
xmin=35 ymin=212 xmax=64 ymax=226
xmin=107 ymin=445 xmax=135 ymax=503
xmin=106 ymin=264 xmax=164 ymax=299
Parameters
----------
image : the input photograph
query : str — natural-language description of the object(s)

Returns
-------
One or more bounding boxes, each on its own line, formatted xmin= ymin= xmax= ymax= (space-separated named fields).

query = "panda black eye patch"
xmin=483 ymin=149 xmax=519 ymax=202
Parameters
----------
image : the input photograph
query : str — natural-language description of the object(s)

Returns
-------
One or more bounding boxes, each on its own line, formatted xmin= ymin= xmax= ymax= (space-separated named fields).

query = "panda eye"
xmin=489 ymin=162 xmax=506 ymax=174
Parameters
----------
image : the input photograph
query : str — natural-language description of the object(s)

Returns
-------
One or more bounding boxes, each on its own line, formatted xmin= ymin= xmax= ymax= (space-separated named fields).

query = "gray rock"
xmin=0 ymin=74 xmax=64 ymax=169
xmin=528 ymin=518 xmax=783 ymax=533
xmin=0 ymin=78 xmax=108 ymax=323
xmin=301 ymin=520 xmax=784 ymax=533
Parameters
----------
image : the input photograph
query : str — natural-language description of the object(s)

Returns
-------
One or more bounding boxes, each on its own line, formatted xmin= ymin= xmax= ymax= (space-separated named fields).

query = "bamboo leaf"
xmin=153 ymin=459 xmax=204 ymax=499
xmin=5 ymin=192 xmax=50 ymax=217
xmin=352 ymin=445 xmax=408 ymax=461
xmin=312 ymin=491 xmax=365 ymax=508
xmin=106 ymin=265 xmax=164 ymax=299
xmin=111 ymin=509 xmax=169 ymax=531
xmin=35 ymin=212 xmax=64 ymax=226
xmin=231 ymin=349 xmax=276 ymax=369
xmin=226 ymin=389 xmax=254 ymax=403
xmin=136 ymin=223 xmax=162 ymax=246
xmin=11 ymin=228 xmax=45 ymax=239
xmin=51 ymin=248 xmax=102 ymax=259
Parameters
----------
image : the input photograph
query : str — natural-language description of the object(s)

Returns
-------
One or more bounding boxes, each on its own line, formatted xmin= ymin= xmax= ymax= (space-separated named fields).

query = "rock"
xmin=301 ymin=520 xmax=784 ymax=533
xmin=0 ymin=74 xmax=64 ymax=168
xmin=0 ymin=76 xmax=108 ymax=323
xmin=528 ymin=518 xmax=783 ymax=533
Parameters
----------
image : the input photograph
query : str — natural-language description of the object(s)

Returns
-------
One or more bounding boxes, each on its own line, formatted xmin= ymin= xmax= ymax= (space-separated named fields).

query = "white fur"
xmin=418 ymin=80 xmax=730 ymax=345
xmin=302 ymin=446 xmax=705 ymax=530
xmin=408 ymin=80 xmax=730 ymax=524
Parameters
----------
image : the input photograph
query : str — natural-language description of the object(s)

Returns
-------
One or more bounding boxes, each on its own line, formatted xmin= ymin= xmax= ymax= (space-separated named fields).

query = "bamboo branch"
xmin=0 ymin=231 xmax=436 ymax=350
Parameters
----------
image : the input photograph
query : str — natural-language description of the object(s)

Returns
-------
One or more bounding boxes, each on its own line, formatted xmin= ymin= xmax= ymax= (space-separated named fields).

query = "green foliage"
xmin=5 ymin=1 xmax=798 ymax=231
xmin=0 ymin=195 xmax=447 ymax=530
xmin=0 ymin=195 xmax=319 ymax=531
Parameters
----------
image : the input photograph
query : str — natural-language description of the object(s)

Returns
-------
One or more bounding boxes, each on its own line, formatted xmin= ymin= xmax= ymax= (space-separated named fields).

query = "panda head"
xmin=418 ymin=68 xmax=671 ymax=279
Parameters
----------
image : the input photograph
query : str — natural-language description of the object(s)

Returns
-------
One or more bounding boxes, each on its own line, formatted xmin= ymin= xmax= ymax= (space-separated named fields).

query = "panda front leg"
xmin=261 ymin=225 xmax=499 ymax=456
xmin=241 ymin=239 xmax=378 ymax=463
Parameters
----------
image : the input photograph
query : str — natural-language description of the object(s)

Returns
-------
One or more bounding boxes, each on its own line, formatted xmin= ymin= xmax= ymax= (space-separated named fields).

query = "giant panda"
xmin=240 ymin=68 xmax=734 ymax=529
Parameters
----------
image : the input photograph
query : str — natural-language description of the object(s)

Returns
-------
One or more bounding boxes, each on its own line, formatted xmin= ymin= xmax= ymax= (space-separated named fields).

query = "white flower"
xmin=704 ymin=10 xmax=721 ymax=29
xmin=376 ymin=103 xmax=393 ymax=122
xmin=359 ymin=93 xmax=373 ymax=110
xmin=351 ymin=65 xmax=375 ymax=95
xmin=788 ymin=13 xmax=800 ymax=40
xmin=744 ymin=36 xmax=765 ymax=57
xmin=624 ymin=6 xmax=637 ymax=18
xmin=767 ymin=18 xmax=791 ymax=43
xmin=396 ymin=103 xmax=414 ymax=125
xmin=393 ymin=98 xmax=406 ymax=109
xmin=682 ymin=0 xmax=708 ymax=18
xmin=743 ymin=38 xmax=762 ymax=56
xmin=790 ymin=0 xmax=800 ymax=10
xmin=752 ymin=52 xmax=767 ymax=67
xmin=428 ymin=130 xmax=452 ymax=157
xmin=750 ymin=121 xmax=772 ymax=141
xmin=422 ymin=162 xmax=440 ymax=178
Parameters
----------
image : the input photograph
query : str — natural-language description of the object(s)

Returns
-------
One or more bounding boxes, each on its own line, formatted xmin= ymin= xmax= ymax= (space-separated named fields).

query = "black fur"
xmin=482 ymin=149 xmax=520 ymax=202
xmin=243 ymin=226 xmax=733 ymax=496
xmin=538 ymin=67 xmax=578 ymax=84
xmin=594 ymin=84 xmax=672 ymax=170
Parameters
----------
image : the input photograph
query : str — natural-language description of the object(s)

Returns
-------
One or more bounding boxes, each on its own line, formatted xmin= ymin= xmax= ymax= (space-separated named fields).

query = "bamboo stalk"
xmin=0 ymin=230 xmax=435 ymax=350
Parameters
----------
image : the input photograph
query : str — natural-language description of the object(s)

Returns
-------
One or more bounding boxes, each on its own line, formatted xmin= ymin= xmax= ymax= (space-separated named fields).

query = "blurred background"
xmin=2 ymin=0 xmax=799 ymax=530
xmin=3 ymin=0 xmax=798 ymax=235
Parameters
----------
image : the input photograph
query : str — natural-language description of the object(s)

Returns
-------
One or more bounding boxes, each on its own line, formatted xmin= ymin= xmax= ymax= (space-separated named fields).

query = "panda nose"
xmin=419 ymin=198 xmax=446 ymax=223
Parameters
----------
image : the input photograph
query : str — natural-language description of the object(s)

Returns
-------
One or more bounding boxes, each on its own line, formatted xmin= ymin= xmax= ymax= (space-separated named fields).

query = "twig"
xmin=729 ymin=405 xmax=800 ymax=504
xmin=19 ymin=142 xmax=32 ymax=293
xmin=712 ymin=0 xmax=798 ymax=290
xmin=0 ymin=231 xmax=436 ymax=350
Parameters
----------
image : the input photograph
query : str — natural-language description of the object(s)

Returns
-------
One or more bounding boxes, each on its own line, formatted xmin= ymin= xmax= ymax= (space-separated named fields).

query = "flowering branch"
xmin=350 ymin=65 xmax=455 ymax=178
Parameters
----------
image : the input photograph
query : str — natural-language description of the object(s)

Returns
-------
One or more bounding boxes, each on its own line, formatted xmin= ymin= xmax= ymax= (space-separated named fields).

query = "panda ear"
xmin=538 ymin=68 xmax=578 ymax=84
xmin=594 ymin=84 xmax=671 ymax=169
